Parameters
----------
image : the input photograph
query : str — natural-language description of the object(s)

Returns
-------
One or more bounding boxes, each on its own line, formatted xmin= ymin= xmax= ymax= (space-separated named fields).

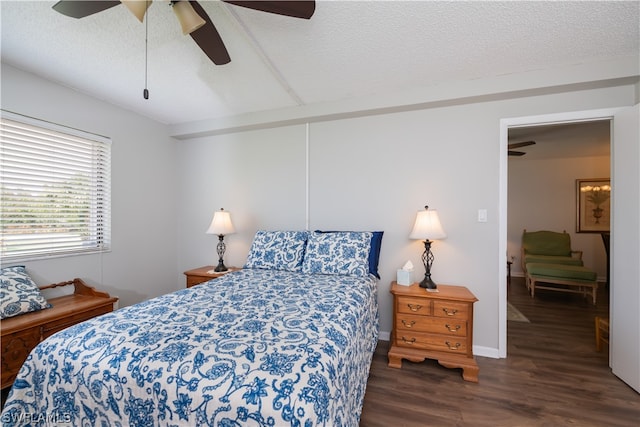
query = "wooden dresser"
xmin=183 ymin=266 xmax=241 ymax=288
xmin=388 ymin=281 xmax=479 ymax=382
xmin=1 ymin=279 xmax=118 ymax=390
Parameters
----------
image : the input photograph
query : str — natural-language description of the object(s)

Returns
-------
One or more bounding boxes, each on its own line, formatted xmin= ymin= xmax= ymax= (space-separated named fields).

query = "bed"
xmin=1 ymin=230 xmax=381 ymax=426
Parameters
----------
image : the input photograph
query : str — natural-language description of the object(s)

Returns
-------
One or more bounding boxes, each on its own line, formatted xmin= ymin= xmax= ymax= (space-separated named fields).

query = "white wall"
xmin=176 ymin=125 xmax=309 ymax=269
xmin=177 ymin=84 xmax=637 ymax=356
xmin=508 ymin=155 xmax=611 ymax=278
xmin=1 ymin=64 xmax=181 ymax=307
xmin=2 ymin=62 xmax=637 ymax=357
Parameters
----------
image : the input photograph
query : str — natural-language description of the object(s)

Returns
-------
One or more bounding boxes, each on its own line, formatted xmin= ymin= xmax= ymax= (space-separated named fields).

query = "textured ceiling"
xmin=1 ymin=1 xmax=639 ymax=126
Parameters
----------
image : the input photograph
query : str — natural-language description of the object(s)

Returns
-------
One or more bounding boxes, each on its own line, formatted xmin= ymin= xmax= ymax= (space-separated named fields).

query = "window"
xmin=0 ymin=112 xmax=111 ymax=261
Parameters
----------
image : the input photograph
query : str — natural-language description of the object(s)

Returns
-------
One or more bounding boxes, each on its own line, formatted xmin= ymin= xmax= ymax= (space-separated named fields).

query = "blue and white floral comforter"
xmin=1 ymin=269 xmax=379 ymax=427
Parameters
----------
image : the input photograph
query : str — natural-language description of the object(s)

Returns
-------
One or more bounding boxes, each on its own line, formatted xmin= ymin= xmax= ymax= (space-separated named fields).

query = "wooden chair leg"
xmin=595 ymin=316 xmax=609 ymax=352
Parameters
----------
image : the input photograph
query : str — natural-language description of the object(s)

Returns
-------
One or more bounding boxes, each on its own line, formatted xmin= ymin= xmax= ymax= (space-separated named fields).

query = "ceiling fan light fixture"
xmin=172 ymin=1 xmax=206 ymax=35
xmin=122 ymin=0 xmax=152 ymax=23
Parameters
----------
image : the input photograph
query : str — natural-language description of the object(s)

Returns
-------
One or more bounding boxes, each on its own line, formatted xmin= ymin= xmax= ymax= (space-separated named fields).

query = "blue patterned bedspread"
xmin=1 ymin=269 xmax=379 ymax=426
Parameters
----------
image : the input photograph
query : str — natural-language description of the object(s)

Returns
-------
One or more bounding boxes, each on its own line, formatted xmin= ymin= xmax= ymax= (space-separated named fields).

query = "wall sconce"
xmin=409 ymin=205 xmax=447 ymax=290
xmin=206 ymin=208 xmax=236 ymax=272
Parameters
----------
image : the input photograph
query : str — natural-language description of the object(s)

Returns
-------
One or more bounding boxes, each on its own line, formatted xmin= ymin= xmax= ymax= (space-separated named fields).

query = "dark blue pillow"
xmin=314 ymin=230 xmax=384 ymax=279
xmin=368 ymin=231 xmax=383 ymax=279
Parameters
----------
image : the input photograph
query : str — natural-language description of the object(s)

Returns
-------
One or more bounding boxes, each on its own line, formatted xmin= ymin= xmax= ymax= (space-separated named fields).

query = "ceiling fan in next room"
xmin=508 ymin=140 xmax=536 ymax=156
xmin=52 ymin=1 xmax=316 ymax=65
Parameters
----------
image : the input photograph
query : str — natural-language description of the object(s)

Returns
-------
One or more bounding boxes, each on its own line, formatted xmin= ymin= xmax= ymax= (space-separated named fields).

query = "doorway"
xmin=499 ymin=105 xmax=640 ymax=393
xmin=506 ymin=120 xmax=611 ymax=286
xmin=505 ymin=120 xmax=612 ymax=374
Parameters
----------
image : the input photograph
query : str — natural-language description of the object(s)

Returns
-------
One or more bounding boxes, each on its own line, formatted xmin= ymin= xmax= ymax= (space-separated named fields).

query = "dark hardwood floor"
xmin=360 ymin=277 xmax=640 ymax=426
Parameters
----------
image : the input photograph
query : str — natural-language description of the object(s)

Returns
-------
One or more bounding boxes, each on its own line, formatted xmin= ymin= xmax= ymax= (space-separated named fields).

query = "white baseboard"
xmin=473 ymin=345 xmax=501 ymax=359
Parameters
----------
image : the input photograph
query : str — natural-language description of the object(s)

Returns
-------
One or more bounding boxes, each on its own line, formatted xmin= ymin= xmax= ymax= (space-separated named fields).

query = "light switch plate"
xmin=478 ymin=209 xmax=487 ymax=222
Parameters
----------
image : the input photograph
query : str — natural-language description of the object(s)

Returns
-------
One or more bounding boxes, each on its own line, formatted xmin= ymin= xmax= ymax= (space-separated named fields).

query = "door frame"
xmin=498 ymin=107 xmax=622 ymax=358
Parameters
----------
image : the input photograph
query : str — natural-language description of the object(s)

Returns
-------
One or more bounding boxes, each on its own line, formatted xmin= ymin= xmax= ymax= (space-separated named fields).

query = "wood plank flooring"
xmin=360 ymin=277 xmax=640 ymax=426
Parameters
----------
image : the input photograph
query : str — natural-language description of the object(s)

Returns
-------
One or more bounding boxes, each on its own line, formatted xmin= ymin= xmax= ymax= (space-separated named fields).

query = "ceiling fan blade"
xmin=223 ymin=1 xmax=315 ymax=19
xmin=189 ymin=1 xmax=231 ymax=65
xmin=508 ymin=141 xmax=536 ymax=149
xmin=508 ymin=151 xmax=526 ymax=156
xmin=52 ymin=1 xmax=121 ymax=18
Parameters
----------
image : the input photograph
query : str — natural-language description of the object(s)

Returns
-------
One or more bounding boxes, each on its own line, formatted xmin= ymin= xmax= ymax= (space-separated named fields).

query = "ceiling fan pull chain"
xmin=143 ymin=0 xmax=150 ymax=100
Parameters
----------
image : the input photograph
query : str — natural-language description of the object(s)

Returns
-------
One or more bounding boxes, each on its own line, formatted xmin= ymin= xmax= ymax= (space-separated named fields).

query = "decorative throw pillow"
xmin=244 ymin=230 xmax=309 ymax=272
xmin=315 ymin=230 xmax=383 ymax=278
xmin=0 ymin=266 xmax=51 ymax=319
xmin=302 ymin=231 xmax=372 ymax=277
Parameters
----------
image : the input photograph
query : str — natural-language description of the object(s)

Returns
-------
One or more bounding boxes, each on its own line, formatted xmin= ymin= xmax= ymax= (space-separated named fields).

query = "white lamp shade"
xmin=172 ymin=0 xmax=206 ymax=35
xmin=206 ymin=209 xmax=236 ymax=235
xmin=121 ymin=0 xmax=151 ymax=23
xmin=409 ymin=208 xmax=447 ymax=240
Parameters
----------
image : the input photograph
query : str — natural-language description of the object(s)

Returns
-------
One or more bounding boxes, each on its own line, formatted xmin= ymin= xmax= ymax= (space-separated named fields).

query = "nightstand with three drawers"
xmin=387 ymin=281 xmax=479 ymax=382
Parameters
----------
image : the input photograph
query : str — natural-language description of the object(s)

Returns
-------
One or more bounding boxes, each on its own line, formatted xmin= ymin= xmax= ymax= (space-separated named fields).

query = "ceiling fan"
xmin=508 ymin=141 xmax=536 ymax=156
xmin=51 ymin=1 xmax=315 ymax=65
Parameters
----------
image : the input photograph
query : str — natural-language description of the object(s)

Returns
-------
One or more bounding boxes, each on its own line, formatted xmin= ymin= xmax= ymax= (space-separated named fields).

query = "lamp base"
xmin=214 ymin=234 xmax=228 ymax=272
xmin=419 ymin=239 xmax=437 ymax=290
xmin=418 ymin=275 xmax=437 ymax=290
xmin=213 ymin=261 xmax=228 ymax=272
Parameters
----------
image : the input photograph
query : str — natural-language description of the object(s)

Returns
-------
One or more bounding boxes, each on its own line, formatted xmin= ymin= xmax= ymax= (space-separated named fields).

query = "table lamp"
xmin=409 ymin=205 xmax=447 ymax=290
xmin=206 ymin=208 xmax=236 ymax=272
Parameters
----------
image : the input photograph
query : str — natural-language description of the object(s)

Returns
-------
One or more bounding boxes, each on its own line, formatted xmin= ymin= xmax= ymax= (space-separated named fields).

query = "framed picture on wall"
xmin=576 ymin=178 xmax=611 ymax=233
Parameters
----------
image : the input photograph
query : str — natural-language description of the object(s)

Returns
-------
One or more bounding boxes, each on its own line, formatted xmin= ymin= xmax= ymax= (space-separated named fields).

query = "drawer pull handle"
xmin=445 ymin=341 xmax=461 ymax=350
xmin=401 ymin=336 xmax=416 ymax=345
xmin=442 ymin=308 xmax=458 ymax=316
xmin=401 ymin=320 xmax=416 ymax=328
xmin=407 ymin=304 xmax=422 ymax=312
xmin=445 ymin=324 xmax=461 ymax=332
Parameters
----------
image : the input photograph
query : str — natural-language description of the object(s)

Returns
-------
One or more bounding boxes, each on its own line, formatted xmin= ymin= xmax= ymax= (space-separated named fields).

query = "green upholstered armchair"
xmin=521 ymin=230 xmax=584 ymax=273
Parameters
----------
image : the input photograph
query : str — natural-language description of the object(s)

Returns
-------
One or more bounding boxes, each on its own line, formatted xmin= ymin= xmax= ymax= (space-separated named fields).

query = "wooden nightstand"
xmin=388 ymin=281 xmax=479 ymax=382
xmin=183 ymin=266 xmax=240 ymax=288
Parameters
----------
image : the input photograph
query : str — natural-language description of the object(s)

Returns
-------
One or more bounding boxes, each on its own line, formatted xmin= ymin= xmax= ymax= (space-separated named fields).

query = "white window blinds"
xmin=0 ymin=112 xmax=111 ymax=261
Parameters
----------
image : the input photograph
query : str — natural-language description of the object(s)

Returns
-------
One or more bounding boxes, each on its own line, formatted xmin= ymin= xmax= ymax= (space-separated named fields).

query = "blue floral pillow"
xmin=1 ymin=266 xmax=51 ymax=319
xmin=302 ymin=231 xmax=372 ymax=277
xmin=315 ymin=230 xmax=384 ymax=278
xmin=244 ymin=230 xmax=309 ymax=272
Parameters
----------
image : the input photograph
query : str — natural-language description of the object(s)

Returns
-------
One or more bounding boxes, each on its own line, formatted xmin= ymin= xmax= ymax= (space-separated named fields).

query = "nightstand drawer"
xmin=396 ymin=296 xmax=431 ymax=316
xmin=396 ymin=314 xmax=468 ymax=335
xmin=433 ymin=300 xmax=470 ymax=319
xmin=395 ymin=331 xmax=469 ymax=353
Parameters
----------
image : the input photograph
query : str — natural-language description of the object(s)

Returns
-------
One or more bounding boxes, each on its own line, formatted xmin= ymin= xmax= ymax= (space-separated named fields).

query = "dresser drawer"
xmin=1 ymin=327 xmax=41 ymax=387
xmin=396 ymin=296 xmax=431 ymax=316
xmin=42 ymin=305 xmax=113 ymax=339
xmin=396 ymin=313 xmax=468 ymax=336
xmin=433 ymin=300 xmax=470 ymax=319
xmin=394 ymin=331 xmax=469 ymax=354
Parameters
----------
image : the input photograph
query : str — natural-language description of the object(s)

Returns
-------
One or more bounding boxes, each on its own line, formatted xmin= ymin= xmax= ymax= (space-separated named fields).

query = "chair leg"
xmin=595 ymin=316 xmax=609 ymax=351
xmin=529 ymin=277 xmax=536 ymax=298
